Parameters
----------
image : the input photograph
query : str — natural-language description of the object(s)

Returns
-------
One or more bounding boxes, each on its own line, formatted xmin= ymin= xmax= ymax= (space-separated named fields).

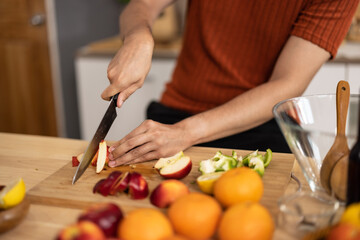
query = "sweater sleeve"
xmin=291 ymin=0 xmax=359 ymax=58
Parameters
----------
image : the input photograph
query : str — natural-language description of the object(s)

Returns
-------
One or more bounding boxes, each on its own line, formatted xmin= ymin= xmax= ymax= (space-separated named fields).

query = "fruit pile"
xmin=197 ymin=149 xmax=272 ymax=195
xmin=58 ymin=166 xmax=275 ymax=240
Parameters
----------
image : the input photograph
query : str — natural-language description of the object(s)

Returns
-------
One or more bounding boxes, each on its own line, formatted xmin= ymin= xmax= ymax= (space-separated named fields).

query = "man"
xmin=101 ymin=0 xmax=359 ymax=167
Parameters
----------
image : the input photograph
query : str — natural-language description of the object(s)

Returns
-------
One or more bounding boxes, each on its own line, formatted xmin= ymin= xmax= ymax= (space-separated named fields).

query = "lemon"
xmin=197 ymin=172 xmax=224 ymax=194
xmin=340 ymin=202 xmax=360 ymax=228
xmin=0 ymin=178 xmax=26 ymax=209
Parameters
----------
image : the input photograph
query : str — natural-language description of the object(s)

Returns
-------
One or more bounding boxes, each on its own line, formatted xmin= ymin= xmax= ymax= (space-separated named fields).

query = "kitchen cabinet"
xmin=303 ymin=42 xmax=360 ymax=96
xmin=75 ymin=41 xmax=360 ymax=141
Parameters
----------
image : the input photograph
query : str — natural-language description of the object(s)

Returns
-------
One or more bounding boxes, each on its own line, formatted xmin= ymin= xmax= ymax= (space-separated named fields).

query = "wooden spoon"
xmin=320 ymin=80 xmax=350 ymax=194
xmin=330 ymin=154 xmax=348 ymax=201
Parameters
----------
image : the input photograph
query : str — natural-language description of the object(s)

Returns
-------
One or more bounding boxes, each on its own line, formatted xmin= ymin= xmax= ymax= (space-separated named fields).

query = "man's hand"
xmin=101 ymin=32 xmax=154 ymax=107
xmin=107 ymin=120 xmax=192 ymax=166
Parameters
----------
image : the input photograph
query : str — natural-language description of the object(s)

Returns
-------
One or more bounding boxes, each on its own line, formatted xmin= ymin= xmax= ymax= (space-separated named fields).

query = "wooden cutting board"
xmin=28 ymin=147 xmax=295 ymax=217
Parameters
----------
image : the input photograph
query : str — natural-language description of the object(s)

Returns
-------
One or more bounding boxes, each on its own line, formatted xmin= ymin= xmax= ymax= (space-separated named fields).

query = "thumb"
xmin=101 ymin=84 xmax=120 ymax=101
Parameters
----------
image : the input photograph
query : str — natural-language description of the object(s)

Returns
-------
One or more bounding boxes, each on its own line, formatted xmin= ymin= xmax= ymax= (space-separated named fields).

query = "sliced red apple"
xmin=94 ymin=178 xmax=114 ymax=197
xmin=154 ymin=151 xmax=192 ymax=179
xmin=93 ymin=171 xmax=148 ymax=199
xmin=109 ymin=171 xmax=130 ymax=195
xmin=93 ymin=171 xmax=122 ymax=196
xmin=71 ymin=152 xmax=84 ymax=167
xmin=77 ymin=152 xmax=84 ymax=162
xmin=72 ymin=156 xmax=80 ymax=167
xmin=78 ymin=202 xmax=123 ymax=238
xmin=93 ymin=179 xmax=106 ymax=194
xmin=91 ymin=150 xmax=99 ymax=166
xmin=96 ymin=140 xmax=108 ymax=173
xmin=128 ymin=172 xmax=149 ymax=199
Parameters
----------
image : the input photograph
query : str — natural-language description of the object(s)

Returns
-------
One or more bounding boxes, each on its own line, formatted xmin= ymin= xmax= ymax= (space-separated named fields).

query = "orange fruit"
xmin=218 ymin=202 xmax=275 ymax=240
xmin=167 ymin=192 xmax=222 ymax=240
xmin=213 ymin=167 xmax=263 ymax=207
xmin=161 ymin=235 xmax=190 ymax=240
xmin=117 ymin=208 xmax=173 ymax=240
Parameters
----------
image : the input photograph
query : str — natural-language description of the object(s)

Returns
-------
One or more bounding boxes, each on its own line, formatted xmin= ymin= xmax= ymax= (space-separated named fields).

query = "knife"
xmin=72 ymin=93 xmax=119 ymax=184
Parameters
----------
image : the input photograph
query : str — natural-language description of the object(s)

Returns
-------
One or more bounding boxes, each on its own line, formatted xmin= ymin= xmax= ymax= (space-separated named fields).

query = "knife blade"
xmin=72 ymin=93 xmax=119 ymax=184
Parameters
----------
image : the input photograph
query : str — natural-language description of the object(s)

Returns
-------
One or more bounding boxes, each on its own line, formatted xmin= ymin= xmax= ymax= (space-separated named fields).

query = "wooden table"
xmin=0 ymin=132 xmax=308 ymax=240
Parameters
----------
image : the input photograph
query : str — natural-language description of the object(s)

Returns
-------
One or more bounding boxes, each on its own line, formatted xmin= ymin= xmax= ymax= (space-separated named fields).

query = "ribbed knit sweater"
xmin=160 ymin=0 xmax=358 ymax=114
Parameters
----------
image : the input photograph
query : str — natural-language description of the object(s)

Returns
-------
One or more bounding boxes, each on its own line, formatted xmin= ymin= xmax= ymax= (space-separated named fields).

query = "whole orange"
xmin=167 ymin=192 xmax=222 ymax=240
xmin=161 ymin=235 xmax=190 ymax=240
xmin=117 ymin=208 xmax=173 ymax=240
xmin=213 ymin=167 xmax=263 ymax=207
xmin=218 ymin=202 xmax=275 ymax=240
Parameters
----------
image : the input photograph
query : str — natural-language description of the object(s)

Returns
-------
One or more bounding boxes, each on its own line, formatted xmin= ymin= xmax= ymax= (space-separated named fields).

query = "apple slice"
xmin=96 ymin=140 xmax=108 ymax=173
xmin=93 ymin=179 xmax=106 ymax=194
xmin=109 ymin=171 xmax=130 ymax=195
xmin=93 ymin=171 xmax=122 ymax=196
xmin=77 ymin=152 xmax=84 ymax=162
xmin=72 ymin=156 xmax=80 ymax=167
xmin=128 ymin=172 xmax=149 ymax=199
xmin=154 ymin=151 xmax=192 ymax=179
xmin=71 ymin=152 xmax=84 ymax=167
xmin=91 ymin=151 xmax=99 ymax=166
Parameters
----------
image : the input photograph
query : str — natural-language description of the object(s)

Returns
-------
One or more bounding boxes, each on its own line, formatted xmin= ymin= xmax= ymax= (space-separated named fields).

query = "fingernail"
xmin=109 ymin=146 xmax=115 ymax=152
xmin=108 ymin=161 xmax=115 ymax=167
xmin=108 ymin=153 xmax=114 ymax=160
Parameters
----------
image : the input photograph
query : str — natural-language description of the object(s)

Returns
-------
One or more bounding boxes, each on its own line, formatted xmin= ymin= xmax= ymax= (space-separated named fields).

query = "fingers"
xmin=109 ymin=127 xmax=151 ymax=160
xmin=107 ymin=120 xmax=164 ymax=167
xmin=101 ymin=84 xmax=120 ymax=102
xmin=117 ymin=82 xmax=142 ymax=105
xmin=107 ymin=120 xmax=188 ymax=167
xmin=101 ymin=81 xmax=142 ymax=108
xmin=108 ymin=143 xmax=159 ymax=167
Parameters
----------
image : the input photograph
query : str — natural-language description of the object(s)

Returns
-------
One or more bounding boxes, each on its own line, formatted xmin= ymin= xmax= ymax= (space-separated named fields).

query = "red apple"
xmin=78 ymin=203 xmax=123 ymax=238
xmin=72 ymin=152 xmax=84 ymax=167
xmin=150 ymin=179 xmax=190 ymax=208
xmin=93 ymin=171 xmax=124 ymax=196
xmin=327 ymin=223 xmax=360 ymax=240
xmin=91 ymin=143 xmax=109 ymax=168
xmin=154 ymin=151 xmax=192 ymax=179
xmin=91 ymin=151 xmax=99 ymax=167
xmin=72 ymin=156 xmax=80 ymax=167
xmin=93 ymin=171 xmax=149 ymax=199
xmin=93 ymin=179 xmax=106 ymax=194
xmin=56 ymin=221 xmax=106 ymax=240
xmin=109 ymin=171 xmax=130 ymax=195
xmin=128 ymin=172 xmax=149 ymax=199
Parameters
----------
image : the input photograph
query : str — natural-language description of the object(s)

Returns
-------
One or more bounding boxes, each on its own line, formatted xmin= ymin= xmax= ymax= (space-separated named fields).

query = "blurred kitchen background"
xmin=0 ymin=0 xmax=360 ymax=141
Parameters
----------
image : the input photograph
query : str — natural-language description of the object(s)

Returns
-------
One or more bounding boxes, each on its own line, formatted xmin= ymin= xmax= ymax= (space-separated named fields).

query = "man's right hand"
xmin=101 ymin=29 xmax=154 ymax=108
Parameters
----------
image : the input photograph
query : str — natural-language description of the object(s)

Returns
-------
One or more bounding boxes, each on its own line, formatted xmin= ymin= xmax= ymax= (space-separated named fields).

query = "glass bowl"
xmin=273 ymin=94 xmax=359 ymax=195
xmin=277 ymin=191 xmax=340 ymax=236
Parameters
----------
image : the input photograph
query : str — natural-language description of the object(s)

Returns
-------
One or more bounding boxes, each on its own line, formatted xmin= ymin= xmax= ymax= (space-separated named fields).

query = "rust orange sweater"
xmin=160 ymin=0 xmax=358 ymax=114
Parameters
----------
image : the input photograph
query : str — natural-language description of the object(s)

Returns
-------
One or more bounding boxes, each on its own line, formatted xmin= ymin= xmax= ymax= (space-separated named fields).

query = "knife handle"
xmin=111 ymin=93 xmax=120 ymax=104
